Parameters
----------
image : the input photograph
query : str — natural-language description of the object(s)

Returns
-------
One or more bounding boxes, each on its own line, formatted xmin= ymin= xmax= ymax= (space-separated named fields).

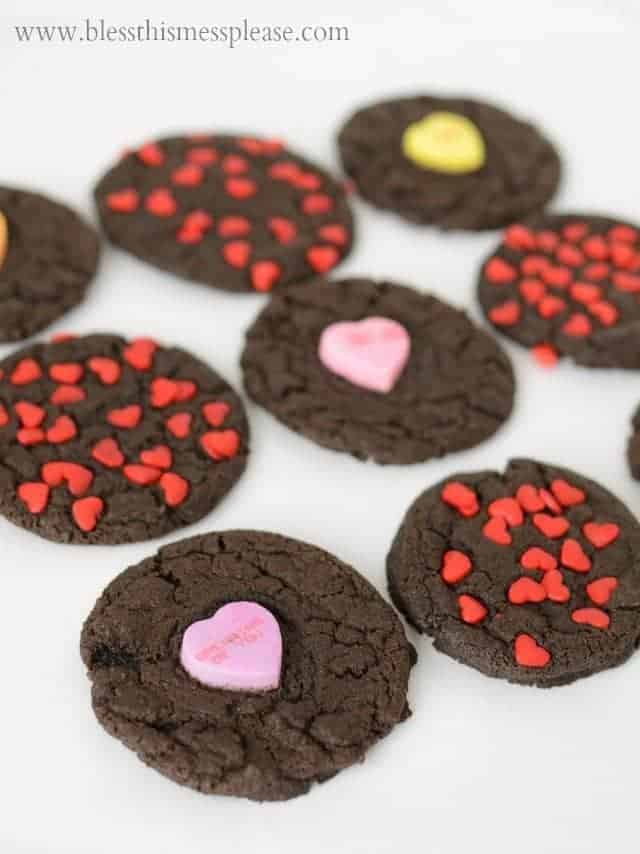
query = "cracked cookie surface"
xmin=0 ymin=187 xmax=99 ymax=340
xmin=95 ymin=134 xmax=353 ymax=293
xmin=241 ymin=277 xmax=515 ymax=464
xmin=80 ymin=530 xmax=414 ymax=801
xmin=337 ymin=95 xmax=560 ymax=230
xmin=387 ymin=459 xmax=640 ymax=686
xmin=0 ymin=333 xmax=248 ymax=544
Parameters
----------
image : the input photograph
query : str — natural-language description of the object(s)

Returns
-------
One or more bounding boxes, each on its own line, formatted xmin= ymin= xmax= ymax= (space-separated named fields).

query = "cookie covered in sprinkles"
xmin=0 ymin=333 xmax=248 ymax=544
xmin=387 ymin=459 xmax=640 ymax=687
xmin=95 ymin=134 xmax=354 ymax=292
xmin=478 ymin=214 xmax=640 ymax=368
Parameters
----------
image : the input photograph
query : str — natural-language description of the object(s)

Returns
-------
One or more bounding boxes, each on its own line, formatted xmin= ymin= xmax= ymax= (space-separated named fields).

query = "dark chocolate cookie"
xmin=337 ymin=95 xmax=560 ymax=230
xmin=0 ymin=334 xmax=248 ymax=544
xmin=387 ymin=459 xmax=640 ymax=687
xmin=478 ymin=214 xmax=640 ymax=368
xmin=95 ymin=134 xmax=354 ymax=293
xmin=241 ymin=277 xmax=515 ymax=464
xmin=0 ymin=187 xmax=99 ymax=341
xmin=80 ymin=530 xmax=414 ymax=801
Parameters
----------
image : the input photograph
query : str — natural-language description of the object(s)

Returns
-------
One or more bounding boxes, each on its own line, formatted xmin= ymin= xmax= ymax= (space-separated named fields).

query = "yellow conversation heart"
xmin=402 ymin=112 xmax=486 ymax=174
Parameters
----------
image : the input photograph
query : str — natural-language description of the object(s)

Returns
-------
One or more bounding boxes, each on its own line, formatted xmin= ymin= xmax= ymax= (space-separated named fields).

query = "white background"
xmin=0 ymin=1 xmax=638 ymax=852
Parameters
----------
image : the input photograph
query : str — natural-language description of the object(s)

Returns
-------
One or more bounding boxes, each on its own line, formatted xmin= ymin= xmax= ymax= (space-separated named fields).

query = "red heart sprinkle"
xmin=123 ymin=338 xmax=157 ymax=372
xmin=484 ymin=257 xmax=517 ymax=284
xmin=521 ymin=255 xmax=550 ymax=276
xmin=150 ymin=377 xmax=178 ymax=408
xmin=570 ymin=282 xmax=600 ymax=304
xmin=541 ymin=569 xmax=570 ymax=603
xmin=508 ymin=576 xmax=546 ymax=604
xmin=251 ymin=260 xmax=281 ymax=292
xmin=556 ymin=244 xmax=584 ymax=267
xmin=15 ymin=401 xmax=45 ymax=428
xmin=159 ymin=472 xmax=190 ymax=507
xmin=582 ymin=235 xmax=609 ymax=260
xmin=533 ymin=513 xmax=570 ymax=538
xmin=612 ymin=272 xmax=640 ymax=292
xmin=519 ymin=278 xmax=545 ymax=304
xmin=539 ymin=488 xmax=562 ymax=515
xmin=571 ymin=608 xmax=610 ymax=630
xmin=291 ymin=171 xmax=322 ymax=191
xmin=183 ymin=210 xmax=213 ymax=232
xmin=186 ymin=146 xmax=218 ymax=165
xmin=488 ymin=497 xmax=523 ymax=526
xmin=608 ymin=225 xmax=638 ymax=243
xmin=562 ymin=313 xmax=592 ymax=338
xmin=11 ymin=358 xmax=42 ymax=386
xmin=106 ymin=189 xmax=139 ymax=213
xmin=550 ymin=479 xmax=585 ymax=507
xmin=145 ymin=188 xmax=177 ymax=217
xmin=217 ymin=216 xmax=251 ymax=238
xmin=610 ymin=243 xmax=636 ymax=269
xmin=588 ymin=301 xmax=618 ymax=327
xmin=175 ymin=380 xmax=197 ymax=401
xmin=137 ymin=143 xmax=164 ymax=166
xmin=563 ymin=223 xmax=588 ymax=242
xmin=520 ymin=547 xmax=557 ymax=572
xmin=536 ymin=230 xmax=559 ymax=252
xmin=483 ymin=516 xmax=511 ymax=545
xmin=72 ymin=496 xmax=104 ymax=532
xmin=200 ymin=429 xmax=240 ymax=460
xmin=17 ymin=428 xmax=45 ymax=446
xmin=225 ymin=177 xmax=257 ymax=199
xmin=123 ymin=464 xmax=162 ymax=485
xmin=42 ymin=462 xmax=93 ymax=496
xmin=221 ymin=154 xmax=249 ymax=175
xmin=202 ymin=401 xmax=231 ymax=427
xmin=457 ymin=594 xmax=487 ymax=625
xmin=586 ymin=577 xmax=618 ymax=606
xmin=46 ymin=415 xmax=77 ymax=444
xmin=537 ymin=295 xmax=566 ymax=318
xmin=582 ymin=522 xmax=619 ymax=548
xmin=166 ymin=412 xmax=192 ymax=438
xmin=50 ymin=385 xmax=86 ymax=405
xmin=107 ymin=405 xmax=142 ymax=429
xmin=87 ymin=357 xmax=121 ymax=385
xmin=489 ymin=300 xmax=521 ymax=326
xmin=17 ymin=482 xmax=50 ymax=514
xmin=301 ymin=193 xmax=333 ymax=215
xmin=177 ymin=225 xmax=203 ymax=245
xmin=268 ymin=161 xmax=301 ymax=181
xmin=140 ymin=444 xmax=172 ymax=470
xmin=514 ymin=634 xmax=551 ymax=668
xmin=318 ymin=224 xmax=348 ymax=246
xmin=440 ymin=550 xmax=472 ymax=584
xmin=560 ymin=538 xmax=591 ymax=572
xmin=541 ymin=266 xmax=572 ymax=288
xmin=222 ymin=240 xmax=251 ymax=268
xmin=0 ymin=404 xmax=8 ymax=427
xmin=268 ymin=217 xmax=297 ymax=245
xmin=171 ymin=164 xmax=204 ymax=186
xmin=531 ymin=344 xmax=559 ymax=367
xmin=504 ymin=224 xmax=536 ymax=251
xmin=583 ymin=262 xmax=610 ymax=281
xmin=92 ymin=438 xmax=124 ymax=468
xmin=306 ymin=246 xmax=340 ymax=273
xmin=49 ymin=362 xmax=83 ymax=384
xmin=440 ymin=482 xmax=479 ymax=517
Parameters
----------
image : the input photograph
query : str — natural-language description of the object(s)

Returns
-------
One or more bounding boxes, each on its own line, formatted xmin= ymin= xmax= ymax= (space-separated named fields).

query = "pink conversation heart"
xmin=180 ymin=601 xmax=282 ymax=692
xmin=318 ymin=316 xmax=411 ymax=393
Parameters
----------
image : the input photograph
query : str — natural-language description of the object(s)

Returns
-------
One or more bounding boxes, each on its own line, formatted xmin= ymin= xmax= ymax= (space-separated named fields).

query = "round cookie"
xmin=95 ymin=134 xmax=354 ymax=293
xmin=337 ymin=95 xmax=560 ymax=230
xmin=387 ymin=459 xmax=640 ymax=687
xmin=0 ymin=187 xmax=99 ymax=341
xmin=0 ymin=334 xmax=248 ymax=544
xmin=80 ymin=530 xmax=414 ymax=801
xmin=478 ymin=214 xmax=640 ymax=368
xmin=241 ymin=277 xmax=515 ymax=464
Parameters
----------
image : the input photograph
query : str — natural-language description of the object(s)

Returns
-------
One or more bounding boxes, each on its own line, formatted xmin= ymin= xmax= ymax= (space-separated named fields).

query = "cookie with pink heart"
xmin=81 ymin=530 xmax=414 ymax=801
xmin=242 ymin=277 xmax=515 ymax=464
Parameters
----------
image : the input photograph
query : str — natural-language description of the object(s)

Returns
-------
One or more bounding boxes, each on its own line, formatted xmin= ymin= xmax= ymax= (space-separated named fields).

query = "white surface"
xmin=0 ymin=2 xmax=638 ymax=852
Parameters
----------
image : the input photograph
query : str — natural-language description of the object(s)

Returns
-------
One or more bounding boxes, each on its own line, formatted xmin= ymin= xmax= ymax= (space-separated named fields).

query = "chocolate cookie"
xmin=0 ymin=334 xmax=248 ymax=544
xmin=95 ymin=134 xmax=353 ymax=293
xmin=0 ymin=187 xmax=99 ymax=341
xmin=337 ymin=95 xmax=560 ymax=230
xmin=241 ymin=277 xmax=515 ymax=464
xmin=387 ymin=459 xmax=640 ymax=687
xmin=478 ymin=214 xmax=640 ymax=368
xmin=80 ymin=530 xmax=414 ymax=801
